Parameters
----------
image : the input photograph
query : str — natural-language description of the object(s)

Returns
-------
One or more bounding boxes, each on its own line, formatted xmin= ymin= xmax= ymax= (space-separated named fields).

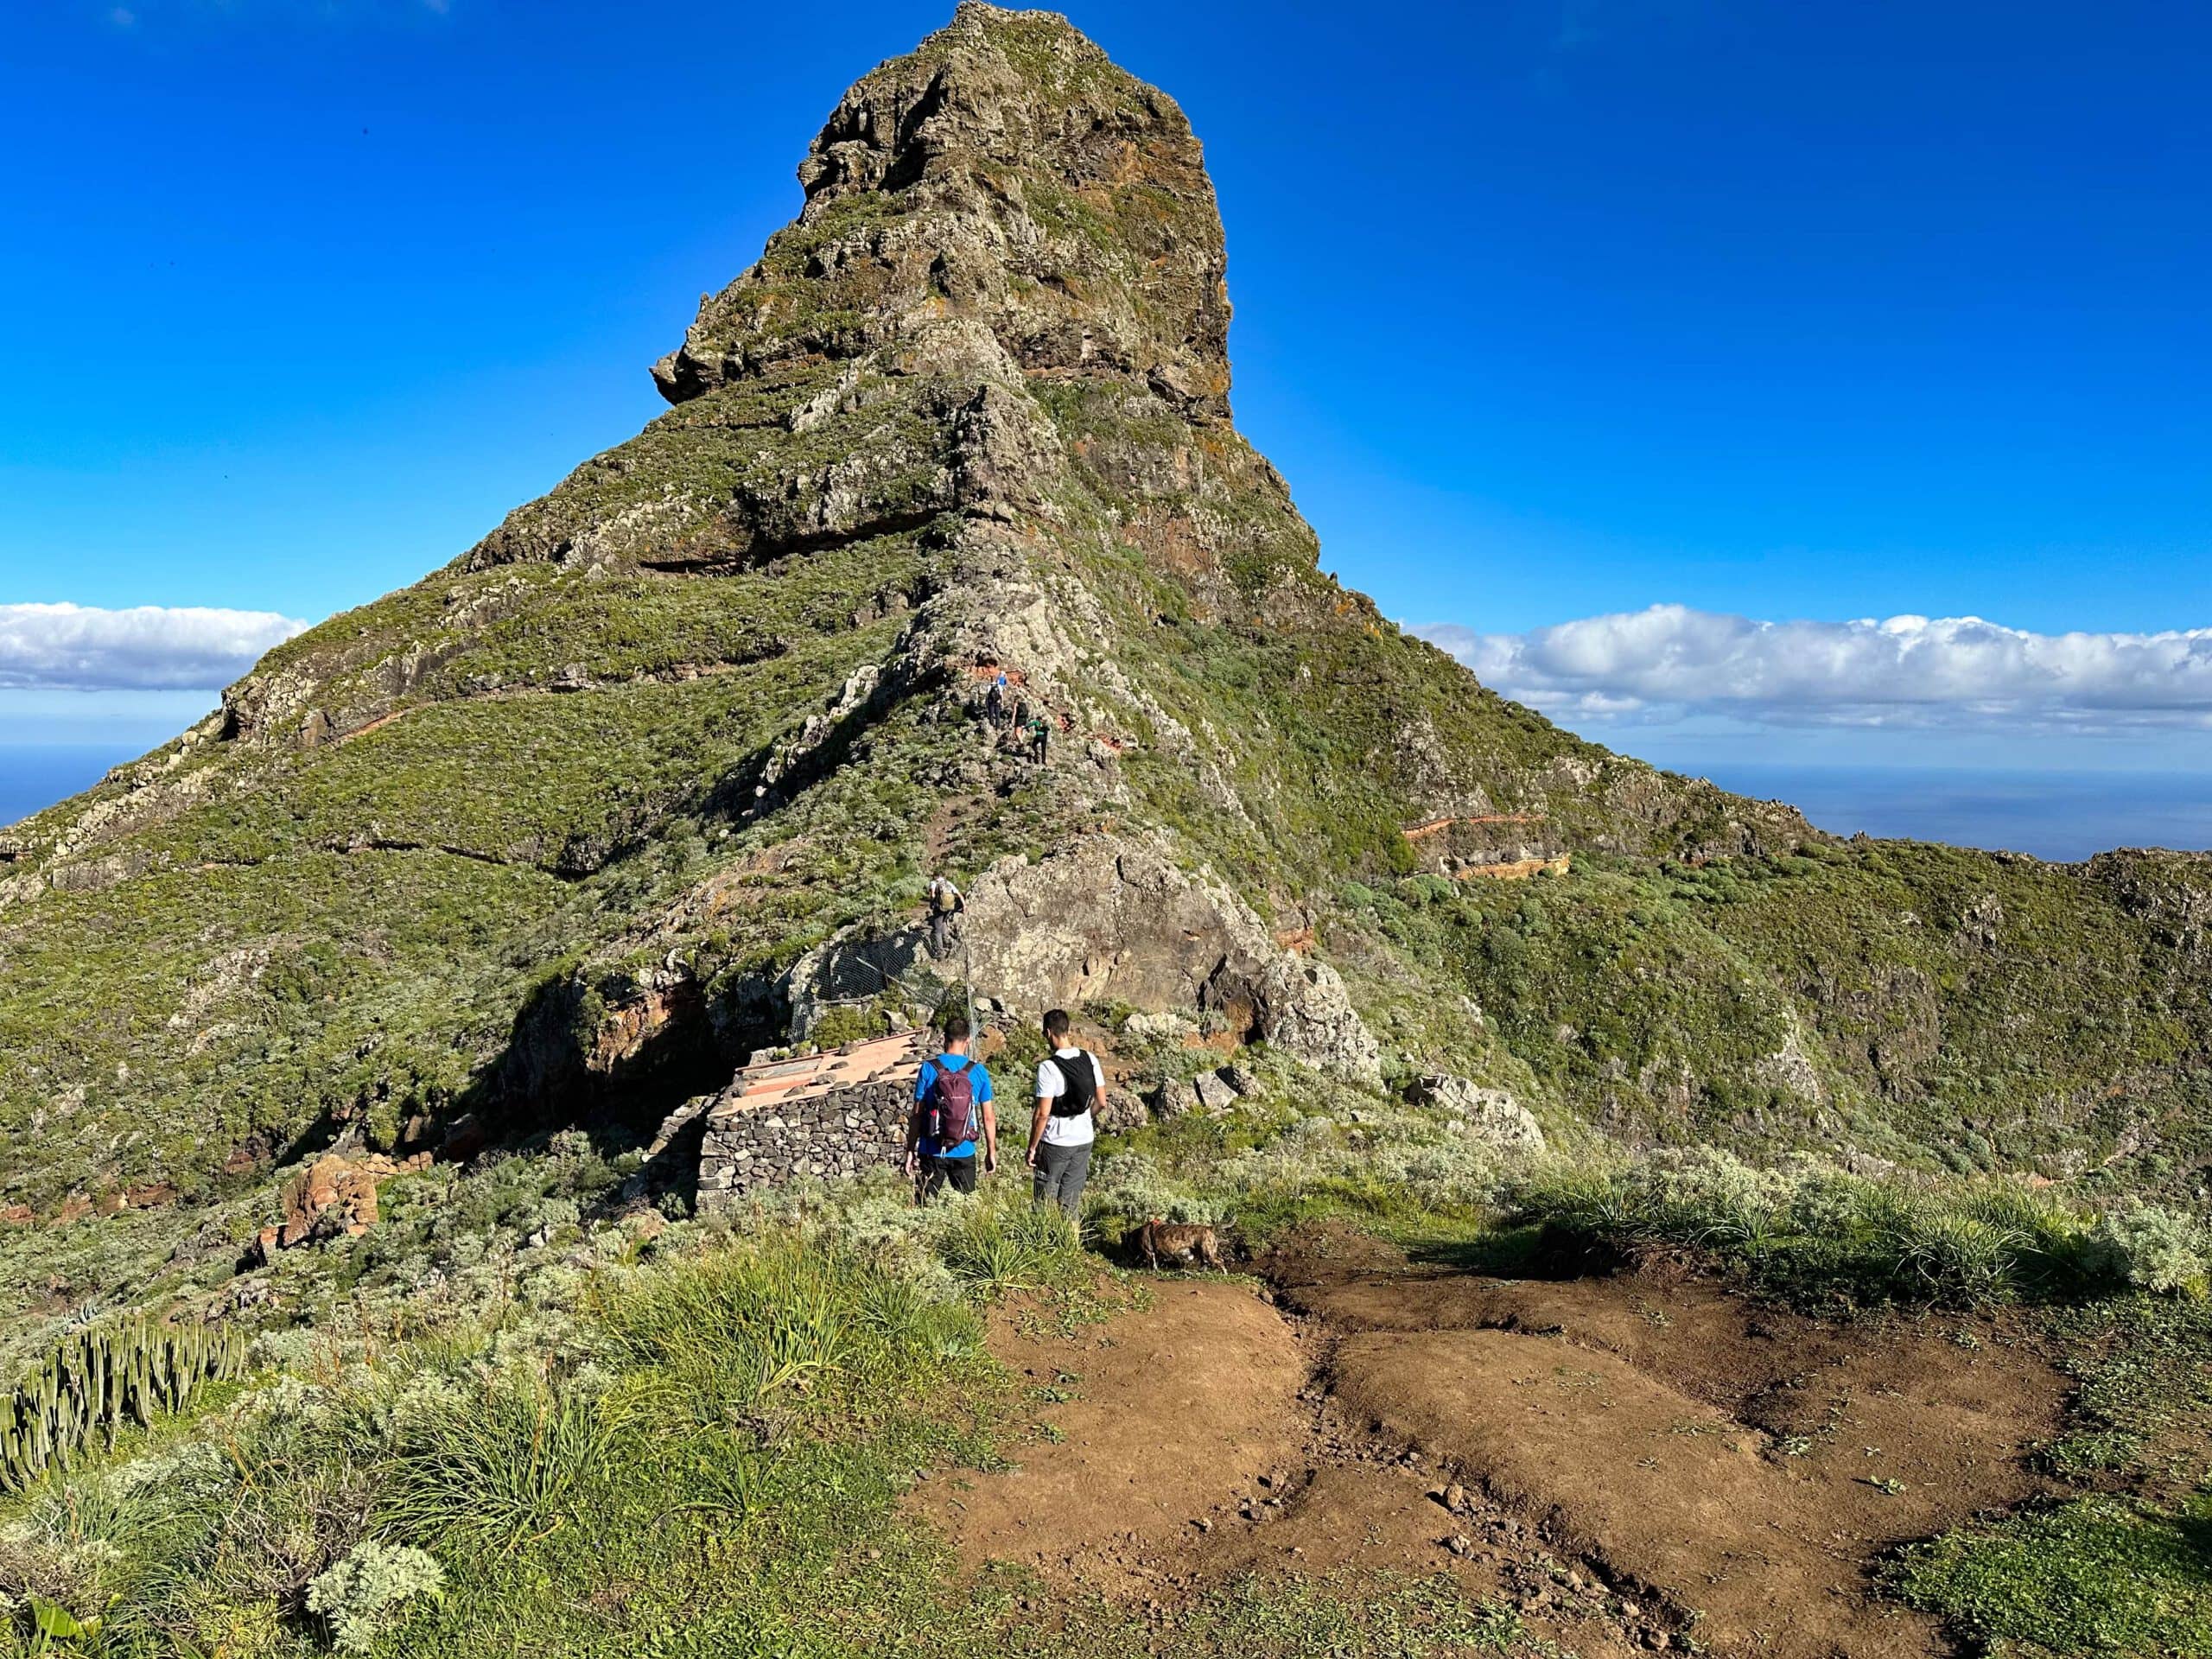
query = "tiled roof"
xmin=711 ymin=1030 xmax=925 ymax=1118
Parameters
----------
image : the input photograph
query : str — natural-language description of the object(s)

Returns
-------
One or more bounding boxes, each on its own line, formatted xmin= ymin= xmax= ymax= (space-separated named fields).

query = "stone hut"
xmin=695 ymin=1032 xmax=923 ymax=1211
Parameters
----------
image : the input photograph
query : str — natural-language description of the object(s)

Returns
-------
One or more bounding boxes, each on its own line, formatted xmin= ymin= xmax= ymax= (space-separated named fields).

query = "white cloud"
xmin=0 ymin=604 xmax=308 ymax=692
xmin=1414 ymin=606 xmax=2212 ymax=733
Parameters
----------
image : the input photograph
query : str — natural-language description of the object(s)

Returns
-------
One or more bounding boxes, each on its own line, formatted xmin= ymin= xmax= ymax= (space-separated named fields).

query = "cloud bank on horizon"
xmin=0 ymin=603 xmax=308 ymax=693
xmin=1416 ymin=606 xmax=2212 ymax=732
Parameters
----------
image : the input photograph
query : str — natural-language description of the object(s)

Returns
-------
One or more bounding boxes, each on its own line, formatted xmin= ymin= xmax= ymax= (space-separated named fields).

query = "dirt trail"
xmin=916 ymin=1227 xmax=2069 ymax=1659
xmin=918 ymin=1281 xmax=1309 ymax=1596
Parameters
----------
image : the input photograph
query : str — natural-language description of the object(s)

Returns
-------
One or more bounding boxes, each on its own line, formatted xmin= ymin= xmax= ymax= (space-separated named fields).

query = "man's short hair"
xmin=943 ymin=1014 xmax=971 ymax=1042
xmin=1042 ymin=1008 xmax=1071 ymax=1040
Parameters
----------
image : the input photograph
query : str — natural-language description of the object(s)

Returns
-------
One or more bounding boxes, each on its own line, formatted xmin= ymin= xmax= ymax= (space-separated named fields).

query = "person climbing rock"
xmin=925 ymin=873 xmax=963 ymax=960
xmin=1027 ymin=1007 xmax=1101 ymax=1218
xmin=1025 ymin=709 xmax=1051 ymax=765
xmin=905 ymin=1016 xmax=996 ymax=1199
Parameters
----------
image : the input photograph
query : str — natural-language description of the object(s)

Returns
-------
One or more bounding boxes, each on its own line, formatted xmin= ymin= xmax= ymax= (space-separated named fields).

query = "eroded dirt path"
xmin=918 ymin=1280 xmax=1311 ymax=1597
xmin=915 ymin=1226 xmax=2071 ymax=1659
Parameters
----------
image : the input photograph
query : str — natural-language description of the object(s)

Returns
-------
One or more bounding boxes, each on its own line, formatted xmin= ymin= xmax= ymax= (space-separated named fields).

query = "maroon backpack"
xmin=925 ymin=1057 xmax=976 ymax=1148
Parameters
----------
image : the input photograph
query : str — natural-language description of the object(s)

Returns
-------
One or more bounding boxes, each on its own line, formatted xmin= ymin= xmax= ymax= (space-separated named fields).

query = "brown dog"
xmin=1137 ymin=1216 xmax=1225 ymax=1272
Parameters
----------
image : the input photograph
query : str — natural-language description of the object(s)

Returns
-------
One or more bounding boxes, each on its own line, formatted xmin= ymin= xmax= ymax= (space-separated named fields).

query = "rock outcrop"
xmin=2 ymin=3 xmax=2206 ymax=1211
xmin=962 ymin=837 xmax=1382 ymax=1083
xmin=257 ymin=1151 xmax=431 ymax=1260
xmin=1408 ymin=1076 xmax=1546 ymax=1156
xmin=649 ymin=1 xmax=1230 ymax=422
xmin=786 ymin=833 xmax=1382 ymax=1084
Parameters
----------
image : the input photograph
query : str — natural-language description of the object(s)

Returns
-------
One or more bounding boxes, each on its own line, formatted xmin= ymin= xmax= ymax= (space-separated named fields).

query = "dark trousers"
xmin=922 ymin=1154 xmax=979 ymax=1200
xmin=1032 ymin=1141 xmax=1091 ymax=1217
xmin=930 ymin=910 xmax=954 ymax=958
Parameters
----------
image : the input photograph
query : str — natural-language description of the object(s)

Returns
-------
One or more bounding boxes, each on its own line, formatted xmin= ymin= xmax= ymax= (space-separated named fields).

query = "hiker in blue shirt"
xmin=903 ymin=1015 xmax=998 ymax=1198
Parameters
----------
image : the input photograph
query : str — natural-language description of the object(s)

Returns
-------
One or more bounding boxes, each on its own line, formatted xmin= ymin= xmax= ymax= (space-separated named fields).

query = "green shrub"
xmin=2082 ymin=1202 xmax=2212 ymax=1298
xmin=2 ymin=1319 xmax=249 ymax=1495
xmin=810 ymin=1000 xmax=900 ymax=1050
xmin=590 ymin=1232 xmax=985 ymax=1427
xmin=1502 ymin=1151 xmax=2135 ymax=1306
xmin=307 ymin=1538 xmax=446 ymax=1653
xmin=1879 ymin=1203 xmax=2027 ymax=1301
xmin=0 ymin=1438 xmax=238 ymax=1643
xmin=1084 ymin=1151 xmax=1226 ymax=1234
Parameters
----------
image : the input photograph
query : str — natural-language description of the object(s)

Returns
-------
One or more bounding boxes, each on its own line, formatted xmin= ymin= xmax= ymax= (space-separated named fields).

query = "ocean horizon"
xmin=1659 ymin=761 xmax=2210 ymax=862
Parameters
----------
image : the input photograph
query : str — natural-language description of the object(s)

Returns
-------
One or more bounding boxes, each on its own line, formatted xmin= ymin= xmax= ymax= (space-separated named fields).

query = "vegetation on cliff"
xmin=3 ymin=1 xmax=2205 ymax=1223
xmin=1 ymin=5 xmax=2209 ymax=1652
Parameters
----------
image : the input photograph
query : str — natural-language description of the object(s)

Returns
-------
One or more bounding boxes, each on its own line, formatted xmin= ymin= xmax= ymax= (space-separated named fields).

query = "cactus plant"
xmin=0 ymin=1315 xmax=246 ymax=1493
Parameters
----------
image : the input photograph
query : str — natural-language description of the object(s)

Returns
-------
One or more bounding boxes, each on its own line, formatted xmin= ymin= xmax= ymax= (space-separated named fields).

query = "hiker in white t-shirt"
xmin=1027 ymin=1007 xmax=1102 ymax=1218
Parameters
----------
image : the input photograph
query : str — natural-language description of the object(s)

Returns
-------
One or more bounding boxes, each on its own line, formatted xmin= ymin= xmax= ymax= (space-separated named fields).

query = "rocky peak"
xmin=652 ymin=3 xmax=1230 ymax=420
xmin=26 ymin=0 xmax=2180 ymax=1231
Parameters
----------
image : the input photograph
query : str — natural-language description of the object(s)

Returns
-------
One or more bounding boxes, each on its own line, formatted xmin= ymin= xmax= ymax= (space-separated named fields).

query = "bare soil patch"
xmin=917 ymin=1227 xmax=2070 ymax=1658
xmin=916 ymin=1281 xmax=1308 ymax=1597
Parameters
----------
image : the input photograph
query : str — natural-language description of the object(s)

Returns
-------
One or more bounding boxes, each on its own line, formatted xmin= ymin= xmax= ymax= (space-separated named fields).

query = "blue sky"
xmin=1 ymin=1 xmax=2208 ymax=830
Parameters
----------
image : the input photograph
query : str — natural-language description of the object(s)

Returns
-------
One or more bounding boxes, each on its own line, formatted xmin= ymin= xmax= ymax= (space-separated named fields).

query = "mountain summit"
xmin=652 ymin=0 xmax=1230 ymax=421
xmin=3 ymin=3 xmax=2206 ymax=1212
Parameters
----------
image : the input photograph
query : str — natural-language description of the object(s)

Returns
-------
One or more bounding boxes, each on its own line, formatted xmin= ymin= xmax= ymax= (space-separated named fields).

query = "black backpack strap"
xmin=1052 ymin=1049 xmax=1097 ymax=1114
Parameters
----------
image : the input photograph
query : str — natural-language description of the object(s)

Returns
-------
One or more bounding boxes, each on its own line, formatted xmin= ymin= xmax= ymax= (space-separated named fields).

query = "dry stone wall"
xmin=698 ymin=1079 xmax=913 ymax=1210
xmin=695 ymin=1033 xmax=923 ymax=1211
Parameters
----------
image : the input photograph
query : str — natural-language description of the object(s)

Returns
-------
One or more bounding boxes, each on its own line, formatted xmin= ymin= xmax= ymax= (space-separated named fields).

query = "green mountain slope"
xmin=3 ymin=0 xmax=2207 ymax=1217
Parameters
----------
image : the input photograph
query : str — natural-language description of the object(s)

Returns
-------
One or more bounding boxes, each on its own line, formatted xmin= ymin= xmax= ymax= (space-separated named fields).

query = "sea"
xmin=1678 ymin=763 xmax=2212 ymax=862
xmin=0 ymin=744 xmax=142 ymax=829
xmin=1 ymin=745 xmax=2205 ymax=862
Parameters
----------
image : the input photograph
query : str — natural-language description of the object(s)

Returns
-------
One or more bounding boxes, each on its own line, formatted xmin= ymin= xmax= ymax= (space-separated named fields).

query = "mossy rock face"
xmin=3 ymin=1 xmax=2209 ymax=1216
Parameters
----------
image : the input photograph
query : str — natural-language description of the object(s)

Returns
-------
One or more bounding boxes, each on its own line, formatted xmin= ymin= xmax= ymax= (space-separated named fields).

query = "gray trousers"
xmin=1032 ymin=1141 xmax=1092 ymax=1217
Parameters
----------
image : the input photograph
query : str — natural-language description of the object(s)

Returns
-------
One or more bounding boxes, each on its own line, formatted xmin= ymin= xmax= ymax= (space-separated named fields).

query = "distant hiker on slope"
xmin=984 ymin=672 xmax=1007 ymax=728
xmin=925 ymin=873 xmax=963 ymax=960
xmin=1028 ymin=1007 xmax=1101 ymax=1218
xmin=1025 ymin=710 xmax=1051 ymax=766
xmin=905 ymin=1015 xmax=997 ymax=1199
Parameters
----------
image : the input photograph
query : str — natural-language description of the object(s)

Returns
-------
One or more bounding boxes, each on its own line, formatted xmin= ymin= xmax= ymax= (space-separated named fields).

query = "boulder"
xmin=784 ymin=835 xmax=1383 ymax=1086
xmin=272 ymin=1150 xmax=421 ymax=1249
xmin=1095 ymin=1084 xmax=1149 ymax=1134
xmin=1193 ymin=1070 xmax=1241 ymax=1115
xmin=958 ymin=836 xmax=1382 ymax=1083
